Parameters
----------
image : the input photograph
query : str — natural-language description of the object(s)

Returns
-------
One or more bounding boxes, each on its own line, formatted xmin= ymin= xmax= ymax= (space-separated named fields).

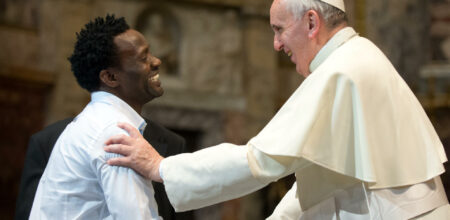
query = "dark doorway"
xmin=0 ymin=75 xmax=52 ymax=219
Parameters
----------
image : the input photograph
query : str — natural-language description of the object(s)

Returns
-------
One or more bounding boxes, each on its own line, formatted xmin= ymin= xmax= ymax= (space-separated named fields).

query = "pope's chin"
xmin=296 ymin=65 xmax=310 ymax=78
xmin=290 ymin=58 xmax=305 ymax=77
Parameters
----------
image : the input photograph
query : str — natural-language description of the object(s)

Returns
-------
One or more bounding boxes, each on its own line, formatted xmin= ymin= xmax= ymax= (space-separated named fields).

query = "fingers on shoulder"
xmin=105 ymin=133 xmax=131 ymax=145
xmin=107 ymin=156 xmax=133 ymax=167
xmin=117 ymin=122 xmax=141 ymax=137
xmin=104 ymin=143 xmax=132 ymax=156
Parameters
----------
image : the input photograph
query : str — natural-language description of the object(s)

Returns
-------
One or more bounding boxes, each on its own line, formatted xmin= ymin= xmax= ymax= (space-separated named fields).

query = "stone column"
xmin=237 ymin=1 xmax=278 ymax=218
xmin=242 ymin=16 xmax=277 ymax=139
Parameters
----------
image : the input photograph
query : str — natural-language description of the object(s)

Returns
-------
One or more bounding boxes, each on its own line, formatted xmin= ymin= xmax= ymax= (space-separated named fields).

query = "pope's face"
xmin=113 ymin=29 xmax=164 ymax=106
xmin=270 ymin=0 xmax=315 ymax=77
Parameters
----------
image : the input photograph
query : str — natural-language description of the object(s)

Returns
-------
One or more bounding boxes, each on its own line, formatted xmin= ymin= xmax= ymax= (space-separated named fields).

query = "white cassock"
xmin=159 ymin=27 xmax=450 ymax=219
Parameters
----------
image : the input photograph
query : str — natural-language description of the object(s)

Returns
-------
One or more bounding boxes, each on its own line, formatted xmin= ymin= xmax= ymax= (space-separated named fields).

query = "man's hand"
xmin=104 ymin=122 xmax=163 ymax=182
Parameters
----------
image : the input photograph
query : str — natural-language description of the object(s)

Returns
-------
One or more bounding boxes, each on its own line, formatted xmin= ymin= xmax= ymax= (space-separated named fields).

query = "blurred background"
xmin=0 ymin=0 xmax=449 ymax=219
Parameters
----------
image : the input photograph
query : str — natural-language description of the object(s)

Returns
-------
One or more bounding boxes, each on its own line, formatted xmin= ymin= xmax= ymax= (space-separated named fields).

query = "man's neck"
xmin=96 ymin=88 xmax=143 ymax=114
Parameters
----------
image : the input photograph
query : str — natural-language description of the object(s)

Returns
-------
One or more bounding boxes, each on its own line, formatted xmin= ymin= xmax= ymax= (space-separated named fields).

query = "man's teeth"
xmin=287 ymin=51 xmax=292 ymax=57
xmin=150 ymin=74 xmax=159 ymax=82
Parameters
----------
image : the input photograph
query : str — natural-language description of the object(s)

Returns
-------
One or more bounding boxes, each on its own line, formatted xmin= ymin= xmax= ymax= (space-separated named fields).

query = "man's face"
xmin=270 ymin=0 xmax=315 ymax=77
xmin=113 ymin=29 xmax=163 ymax=106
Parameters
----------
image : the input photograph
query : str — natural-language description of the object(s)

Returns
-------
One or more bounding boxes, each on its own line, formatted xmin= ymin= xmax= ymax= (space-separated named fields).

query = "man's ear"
xmin=99 ymin=69 xmax=120 ymax=88
xmin=306 ymin=10 xmax=321 ymax=38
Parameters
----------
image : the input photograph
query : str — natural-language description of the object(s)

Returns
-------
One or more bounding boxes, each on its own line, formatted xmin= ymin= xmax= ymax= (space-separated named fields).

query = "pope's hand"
xmin=104 ymin=122 xmax=163 ymax=182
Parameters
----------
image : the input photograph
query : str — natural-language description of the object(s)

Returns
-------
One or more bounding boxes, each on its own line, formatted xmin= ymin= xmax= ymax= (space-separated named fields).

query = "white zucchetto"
xmin=320 ymin=0 xmax=345 ymax=12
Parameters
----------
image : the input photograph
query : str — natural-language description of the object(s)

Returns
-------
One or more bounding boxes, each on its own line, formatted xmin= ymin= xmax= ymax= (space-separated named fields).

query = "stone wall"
xmin=365 ymin=0 xmax=429 ymax=89
xmin=430 ymin=0 xmax=450 ymax=60
xmin=424 ymin=0 xmax=450 ymax=197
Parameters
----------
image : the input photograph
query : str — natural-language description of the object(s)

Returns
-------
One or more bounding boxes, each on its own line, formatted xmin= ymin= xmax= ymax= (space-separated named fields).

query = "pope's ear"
xmin=99 ymin=69 xmax=119 ymax=88
xmin=306 ymin=10 xmax=321 ymax=38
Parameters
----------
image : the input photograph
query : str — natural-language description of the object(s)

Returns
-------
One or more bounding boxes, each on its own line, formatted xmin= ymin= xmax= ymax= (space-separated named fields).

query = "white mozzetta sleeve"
xmin=267 ymin=182 xmax=303 ymax=220
xmin=160 ymin=143 xmax=267 ymax=212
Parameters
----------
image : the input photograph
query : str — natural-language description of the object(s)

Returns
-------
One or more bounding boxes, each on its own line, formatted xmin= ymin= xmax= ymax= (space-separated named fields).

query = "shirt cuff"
xmin=159 ymin=159 xmax=165 ymax=180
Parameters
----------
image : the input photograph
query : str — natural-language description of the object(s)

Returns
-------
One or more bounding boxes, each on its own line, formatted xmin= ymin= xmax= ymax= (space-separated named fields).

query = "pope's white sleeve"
xmin=247 ymin=145 xmax=312 ymax=184
xmin=266 ymin=182 xmax=303 ymax=220
xmin=160 ymin=143 xmax=267 ymax=212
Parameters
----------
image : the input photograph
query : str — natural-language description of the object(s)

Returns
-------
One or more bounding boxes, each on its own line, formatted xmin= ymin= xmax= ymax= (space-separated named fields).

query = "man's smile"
xmin=149 ymin=73 xmax=159 ymax=82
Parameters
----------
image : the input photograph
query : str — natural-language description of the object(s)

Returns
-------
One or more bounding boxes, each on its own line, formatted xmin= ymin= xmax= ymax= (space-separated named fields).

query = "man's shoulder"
xmin=71 ymin=104 xmax=131 ymax=134
xmin=319 ymin=36 xmax=390 ymax=78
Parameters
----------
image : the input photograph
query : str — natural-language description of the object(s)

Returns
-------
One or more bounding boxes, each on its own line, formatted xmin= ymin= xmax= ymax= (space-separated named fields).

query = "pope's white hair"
xmin=281 ymin=0 xmax=347 ymax=28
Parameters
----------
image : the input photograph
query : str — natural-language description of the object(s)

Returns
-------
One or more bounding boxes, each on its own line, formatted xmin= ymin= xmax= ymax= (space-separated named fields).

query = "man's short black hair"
xmin=68 ymin=14 xmax=130 ymax=92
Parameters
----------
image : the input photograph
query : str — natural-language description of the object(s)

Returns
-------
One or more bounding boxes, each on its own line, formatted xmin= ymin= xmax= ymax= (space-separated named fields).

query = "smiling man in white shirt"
xmin=29 ymin=15 xmax=164 ymax=219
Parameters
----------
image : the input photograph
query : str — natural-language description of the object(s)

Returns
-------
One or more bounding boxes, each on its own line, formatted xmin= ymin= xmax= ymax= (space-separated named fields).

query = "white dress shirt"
xmin=30 ymin=91 xmax=161 ymax=220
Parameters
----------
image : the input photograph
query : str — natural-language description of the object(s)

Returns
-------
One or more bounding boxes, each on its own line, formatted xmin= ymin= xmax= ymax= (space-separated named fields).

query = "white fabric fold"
xmin=268 ymin=177 xmax=448 ymax=220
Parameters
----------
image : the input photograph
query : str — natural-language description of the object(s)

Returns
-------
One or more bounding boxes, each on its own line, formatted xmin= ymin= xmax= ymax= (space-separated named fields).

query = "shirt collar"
xmin=309 ymin=27 xmax=358 ymax=72
xmin=91 ymin=91 xmax=147 ymax=134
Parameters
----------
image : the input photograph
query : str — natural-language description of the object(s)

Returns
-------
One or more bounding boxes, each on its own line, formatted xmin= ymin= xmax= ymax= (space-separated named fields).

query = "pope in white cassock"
xmin=105 ymin=0 xmax=450 ymax=219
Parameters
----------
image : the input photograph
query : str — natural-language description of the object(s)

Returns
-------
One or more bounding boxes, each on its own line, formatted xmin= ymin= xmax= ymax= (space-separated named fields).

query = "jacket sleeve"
xmin=15 ymin=135 xmax=48 ymax=220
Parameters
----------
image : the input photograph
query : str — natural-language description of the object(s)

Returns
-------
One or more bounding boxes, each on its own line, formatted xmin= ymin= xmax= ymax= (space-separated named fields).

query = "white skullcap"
xmin=320 ymin=0 xmax=345 ymax=12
